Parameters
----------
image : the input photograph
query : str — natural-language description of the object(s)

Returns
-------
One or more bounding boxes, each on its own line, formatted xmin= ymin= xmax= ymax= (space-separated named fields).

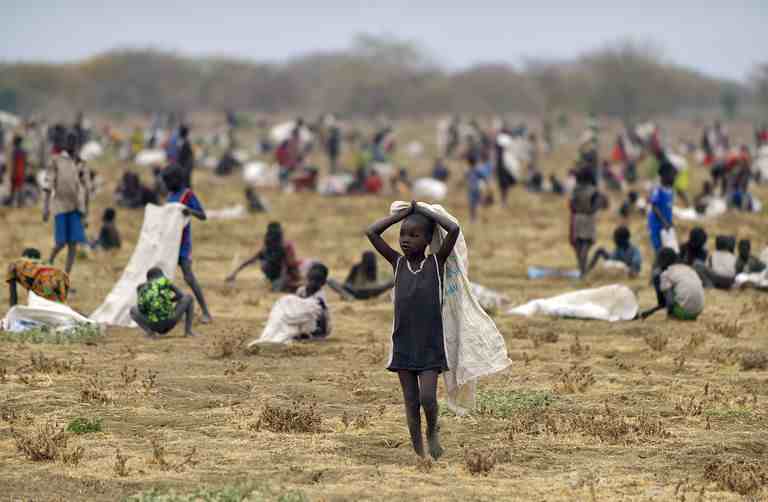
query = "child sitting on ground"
xmin=639 ymin=247 xmax=704 ymax=321
xmin=618 ymin=191 xmax=641 ymax=219
xmin=587 ymin=226 xmax=643 ymax=277
xmin=294 ymin=263 xmax=331 ymax=340
xmin=702 ymin=235 xmax=737 ymax=289
xmin=680 ymin=227 xmax=709 ymax=267
xmin=6 ymin=248 xmax=70 ymax=306
xmin=92 ymin=207 xmax=121 ymax=250
xmin=366 ymin=200 xmax=461 ymax=460
xmin=327 ymin=251 xmax=394 ymax=300
xmin=130 ymin=267 xmax=197 ymax=338
xmin=735 ymin=239 xmax=766 ymax=274
xmin=226 ymin=222 xmax=301 ymax=292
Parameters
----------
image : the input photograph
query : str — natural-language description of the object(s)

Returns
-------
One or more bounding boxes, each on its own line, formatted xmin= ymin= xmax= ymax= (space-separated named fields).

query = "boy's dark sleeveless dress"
xmin=387 ymin=254 xmax=449 ymax=373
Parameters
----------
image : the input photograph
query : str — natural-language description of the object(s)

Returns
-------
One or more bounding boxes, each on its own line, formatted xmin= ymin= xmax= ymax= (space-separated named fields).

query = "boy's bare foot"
xmin=199 ymin=314 xmax=213 ymax=324
xmin=427 ymin=433 xmax=444 ymax=460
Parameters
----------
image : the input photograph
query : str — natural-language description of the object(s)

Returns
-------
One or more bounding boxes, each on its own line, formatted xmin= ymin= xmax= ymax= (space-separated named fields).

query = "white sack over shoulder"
xmin=389 ymin=201 xmax=511 ymax=415
xmin=91 ymin=203 xmax=187 ymax=327
xmin=508 ymin=284 xmax=638 ymax=322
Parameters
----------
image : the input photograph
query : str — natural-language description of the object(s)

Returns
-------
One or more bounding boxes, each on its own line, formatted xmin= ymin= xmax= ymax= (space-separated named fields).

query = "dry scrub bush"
xmin=464 ymin=448 xmax=496 ymax=476
xmin=120 ymin=364 xmax=138 ymax=386
xmin=224 ymin=360 xmax=249 ymax=375
xmin=80 ymin=375 xmax=112 ymax=404
xmin=255 ymin=402 xmax=322 ymax=433
xmin=569 ymin=336 xmax=590 ymax=358
xmin=707 ymin=321 xmax=743 ymax=339
xmin=341 ymin=411 xmax=371 ymax=430
xmin=740 ymin=351 xmax=767 ymax=371
xmin=19 ymin=353 xmax=85 ymax=374
xmin=141 ymin=369 xmax=159 ymax=394
xmin=147 ymin=439 xmax=198 ymax=472
xmin=510 ymin=325 xmax=529 ymax=340
xmin=114 ymin=449 xmax=130 ymax=477
xmin=1 ymin=407 xmax=33 ymax=425
xmin=704 ymin=459 xmax=767 ymax=496
xmin=682 ymin=332 xmax=707 ymax=353
xmin=645 ymin=332 xmax=669 ymax=352
xmin=0 ymin=366 xmax=7 ymax=383
xmin=553 ymin=365 xmax=595 ymax=394
xmin=207 ymin=332 xmax=247 ymax=358
xmin=12 ymin=422 xmax=84 ymax=464
xmin=709 ymin=347 xmax=740 ymax=365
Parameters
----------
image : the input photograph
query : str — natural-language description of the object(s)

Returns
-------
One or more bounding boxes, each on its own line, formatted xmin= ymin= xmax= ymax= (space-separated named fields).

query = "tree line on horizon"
xmin=1 ymin=35 xmax=766 ymax=122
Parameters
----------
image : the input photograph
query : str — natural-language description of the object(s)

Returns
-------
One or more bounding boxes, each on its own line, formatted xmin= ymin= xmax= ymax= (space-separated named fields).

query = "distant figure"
xmin=177 ymin=125 xmax=195 ymax=189
xmin=639 ymin=247 xmax=704 ymax=321
xmin=679 ymin=227 xmax=708 ymax=267
xmin=327 ymin=124 xmax=341 ymax=173
xmin=699 ymin=235 xmax=737 ymax=289
xmin=93 ymin=208 xmax=121 ymax=250
xmin=569 ymin=168 xmax=607 ymax=277
xmin=130 ymin=267 xmax=198 ymax=338
xmin=327 ymin=251 xmax=394 ymax=300
xmin=7 ymin=248 xmax=70 ymax=306
xmin=245 ymin=187 xmax=268 ymax=213
xmin=226 ymin=222 xmax=301 ymax=292
xmin=735 ymin=239 xmax=766 ymax=274
xmin=431 ymin=157 xmax=449 ymax=181
xmin=647 ymin=161 xmax=676 ymax=255
xmin=10 ymin=135 xmax=27 ymax=207
xmin=115 ymin=171 xmax=158 ymax=208
xmin=43 ymin=131 xmax=90 ymax=275
xmin=587 ymin=226 xmax=643 ymax=277
xmin=294 ymin=263 xmax=332 ymax=340
xmin=163 ymin=166 xmax=212 ymax=323
xmin=215 ymin=150 xmax=240 ymax=177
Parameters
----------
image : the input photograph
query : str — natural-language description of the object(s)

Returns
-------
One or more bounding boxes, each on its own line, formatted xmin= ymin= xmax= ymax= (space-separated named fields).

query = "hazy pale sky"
xmin=4 ymin=1 xmax=765 ymax=80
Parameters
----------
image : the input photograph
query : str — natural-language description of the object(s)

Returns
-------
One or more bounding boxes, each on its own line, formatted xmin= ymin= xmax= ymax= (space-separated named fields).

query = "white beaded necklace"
xmin=406 ymin=257 xmax=426 ymax=274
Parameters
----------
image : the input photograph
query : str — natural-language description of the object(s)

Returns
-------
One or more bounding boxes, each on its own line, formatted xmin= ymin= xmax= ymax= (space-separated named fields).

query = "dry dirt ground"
xmin=1 ymin=119 xmax=767 ymax=501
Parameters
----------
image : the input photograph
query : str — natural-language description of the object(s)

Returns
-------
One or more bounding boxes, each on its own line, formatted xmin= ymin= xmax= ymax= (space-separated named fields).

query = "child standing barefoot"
xmin=366 ymin=200 xmax=460 ymax=460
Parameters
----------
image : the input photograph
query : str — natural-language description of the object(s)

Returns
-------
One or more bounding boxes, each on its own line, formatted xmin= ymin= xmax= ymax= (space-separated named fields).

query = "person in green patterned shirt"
xmin=130 ymin=267 xmax=198 ymax=337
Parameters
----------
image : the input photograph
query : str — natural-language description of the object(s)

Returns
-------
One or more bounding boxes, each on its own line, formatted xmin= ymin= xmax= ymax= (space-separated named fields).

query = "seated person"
xmin=693 ymin=181 xmax=714 ymax=215
xmin=215 ymin=149 xmax=241 ymax=176
xmin=92 ymin=207 xmax=121 ymax=250
xmin=391 ymin=168 xmax=411 ymax=195
xmin=526 ymin=170 xmax=544 ymax=192
xmin=618 ymin=191 xmax=641 ymax=218
xmin=245 ymin=187 xmax=268 ymax=213
xmin=700 ymin=235 xmax=737 ymax=289
xmin=735 ymin=239 xmax=766 ymax=274
xmin=6 ymin=248 xmax=70 ymax=306
xmin=291 ymin=165 xmax=319 ymax=192
xmin=226 ymin=222 xmax=301 ymax=292
xmin=294 ymin=263 xmax=331 ymax=340
xmin=130 ymin=267 xmax=197 ymax=338
xmin=679 ymin=227 xmax=709 ymax=267
xmin=640 ymin=247 xmax=704 ymax=321
xmin=587 ymin=226 xmax=643 ymax=277
xmin=431 ymin=158 xmax=449 ymax=181
xmin=115 ymin=171 xmax=158 ymax=208
xmin=327 ymin=251 xmax=395 ymax=300
xmin=549 ymin=174 xmax=564 ymax=195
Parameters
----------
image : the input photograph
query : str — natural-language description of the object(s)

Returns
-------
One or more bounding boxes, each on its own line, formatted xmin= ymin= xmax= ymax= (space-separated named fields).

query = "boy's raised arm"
xmin=365 ymin=207 xmax=411 ymax=267
xmin=415 ymin=204 xmax=460 ymax=266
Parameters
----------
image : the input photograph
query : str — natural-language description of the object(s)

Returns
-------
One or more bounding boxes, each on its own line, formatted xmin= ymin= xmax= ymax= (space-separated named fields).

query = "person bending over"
xmin=587 ymin=225 xmax=642 ymax=277
xmin=639 ymin=247 xmax=704 ymax=321
xmin=226 ymin=222 xmax=301 ymax=292
xmin=327 ymin=251 xmax=394 ymax=300
xmin=130 ymin=267 xmax=198 ymax=338
xmin=7 ymin=248 xmax=70 ymax=306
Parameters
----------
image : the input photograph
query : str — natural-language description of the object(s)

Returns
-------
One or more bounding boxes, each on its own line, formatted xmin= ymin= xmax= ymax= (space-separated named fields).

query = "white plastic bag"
xmin=412 ymin=178 xmax=448 ymax=201
xmin=508 ymin=285 xmax=638 ymax=322
xmin=247 ymin=293 xmax=324 ymax=346
xmin=661 ymin=228 xmax=679 ymax=253
xmin=389 ymin=202 xmax=511 ymax=415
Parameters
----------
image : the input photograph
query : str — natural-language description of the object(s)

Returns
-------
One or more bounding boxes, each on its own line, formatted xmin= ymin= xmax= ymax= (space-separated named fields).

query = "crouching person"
xmin=639 ymin=247 xmax=704 ymax=321
xmin=130 ymin=267 xmax=198 ymax=338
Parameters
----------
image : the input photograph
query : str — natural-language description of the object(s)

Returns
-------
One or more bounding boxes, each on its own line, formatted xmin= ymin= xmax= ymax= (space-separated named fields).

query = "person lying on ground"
xmin=7 ymin=248 xmax=70 ymax=306
xmin=639 ymin=247 xmax=704 ymax=321
xmin=163 ymin=165 xmax=213 ymax=323
xmin=226 ymin=221 xmax=301 ymax=292
xmin=92 ymin=207 xmax=121 ymax=250
xmin=327 ymin=251 xmax=394 ymax=300
xmin=735 ymin=239 xmax=766 ymax=274
xmin=587 ymin=225 xmax=642 ymax=277
xmin=130 ymin=267 xmax=198 ymax=338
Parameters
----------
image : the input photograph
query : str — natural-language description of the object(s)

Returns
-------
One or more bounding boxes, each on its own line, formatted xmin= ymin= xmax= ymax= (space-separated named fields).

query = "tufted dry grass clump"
xmin=80 ymin=375 xmax=112 ymax=404
xmin=255 ymin=402 xmax=322 ymax=433
xmin=707 ymin=320 xmax=743 ymax=339
xmin=464 ymin=448 xmax=496 ymax=476
xmin=740 ymin=351 xmax=767 ymax=371
xmin=644 ymin=332 xmax=669 ymax=352
xmin=703 ymin=458 xmax=767 ymax=496
xmin=553 ymin=365 xmax=595 ymax=394
xmin=12 ymin=422 xmax=83 ymax=465
xmin=19 ymin=352 xmax=85 ymax=375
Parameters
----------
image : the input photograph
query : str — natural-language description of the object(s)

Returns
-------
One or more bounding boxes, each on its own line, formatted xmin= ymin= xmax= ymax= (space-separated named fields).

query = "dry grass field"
xmin=1 ymin=119 xmax=767 ymax=501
